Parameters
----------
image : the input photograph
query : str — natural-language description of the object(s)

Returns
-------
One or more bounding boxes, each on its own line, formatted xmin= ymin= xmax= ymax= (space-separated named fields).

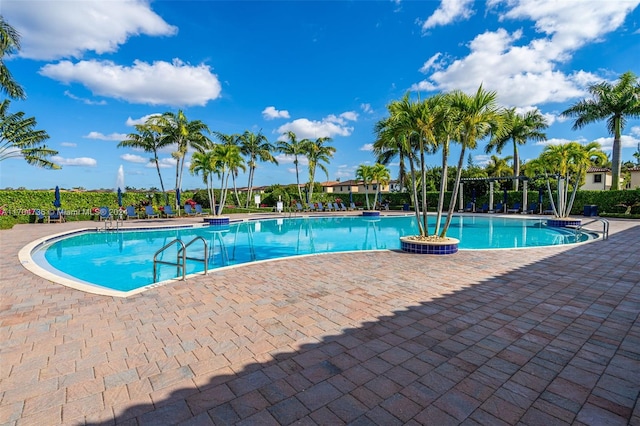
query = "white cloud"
xmin=121 ymin=153 xmax=148 ymax=164
xmin=276 ymin=112 xmax=358 ymax=139
xmin=2 ymin=0 xmax=177 ymax=60
xmin=40 ymin=59 xmax=222 ymax=107
xmin=60 ymin=142 xmax=77 ymax=147
xmin=63 ymin=91 xmax=107 ymax=105
xmin=414 ymin=1 xmax=639 ymax=107
xmin=145 ymin=157 xmax=176 ymax=169
xmin=84 ymin=131 xmax=128 ymax=141
xmin=360 ymin=144 xmax=374 ymax=151
xmin=275 ymin=154 xmax=309 ymax=166
xmin=630 ymin=126 xmax=640 ymax=137
xmin=422 ymin=0 xmax=475 ymax=30
xmin=592 ymin=135 xmax=640 ymax=151
xmin=419 ymin=53 xmax=443 ymax=74
xmin=473 ymin=154 xmax=492 ymax=167
xmin=360 ymin=103 xmax=373 ymax=114
xmin=51 ymin=156 xmax=97 ymax=167
xmin=262 ymin=106 xmax=290 ymax=120
xmin=126 ymin=114 xmax=162 ymax=126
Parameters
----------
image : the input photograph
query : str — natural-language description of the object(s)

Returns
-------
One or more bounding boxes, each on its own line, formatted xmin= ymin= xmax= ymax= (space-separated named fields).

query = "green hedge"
xmin=1 ymin=188 xmax=638 ymax=229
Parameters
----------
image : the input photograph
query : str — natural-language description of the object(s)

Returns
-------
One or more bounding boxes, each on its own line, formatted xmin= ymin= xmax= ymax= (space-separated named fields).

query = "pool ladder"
xmin=567 ymin=217 xmax=610 ymax=240
xmin=153 ymin=237 xmax=208 ymax=283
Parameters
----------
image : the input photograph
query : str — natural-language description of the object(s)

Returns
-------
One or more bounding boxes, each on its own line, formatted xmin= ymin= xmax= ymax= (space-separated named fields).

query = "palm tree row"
xmin=119 ymin=109 xmax=337 ymax=212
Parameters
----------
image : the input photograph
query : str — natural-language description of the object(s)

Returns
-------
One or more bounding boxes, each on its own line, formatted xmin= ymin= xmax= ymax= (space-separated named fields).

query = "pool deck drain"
xmin=0 ymin=214 xmax=638 ymax=425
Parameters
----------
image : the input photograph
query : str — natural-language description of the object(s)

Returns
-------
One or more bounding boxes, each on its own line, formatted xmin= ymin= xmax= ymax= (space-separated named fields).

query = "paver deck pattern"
xmin=0 ymin=215 xmax=638 ymax=425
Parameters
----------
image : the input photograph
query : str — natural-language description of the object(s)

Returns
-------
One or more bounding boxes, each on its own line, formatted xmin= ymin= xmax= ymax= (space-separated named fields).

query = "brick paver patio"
xmin=0 ymin=215 xmax=638 ymax=425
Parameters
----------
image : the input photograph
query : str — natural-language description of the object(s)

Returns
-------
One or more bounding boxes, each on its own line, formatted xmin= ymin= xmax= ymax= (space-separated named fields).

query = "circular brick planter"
xmin=547 ymin=218 xmax=581 ymax=228
xmin=400 ymin=236 xmax=459 ymax=255
xmin=203 ymin=216 xmax=230 ymax=226
xmin=362 ymin=211 xmax=380 ymax=217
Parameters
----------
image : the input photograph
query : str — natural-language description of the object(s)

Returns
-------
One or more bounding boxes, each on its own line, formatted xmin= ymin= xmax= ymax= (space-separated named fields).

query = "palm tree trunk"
xmin=513 ymin=138 xmax=520 ymax=191
xmin=441 ymin=146 xmax=466 ymax=237
xmin=153 ymin=155 xmax=168 ymax=201
xmin=232 ymin=172 xmax=241 ymax=206
xmin=408 ymin=154 xmax=425 ymax=236
xmin=420 ymin=143 xmax=428 ymax=234
xmin=611 ymin=117 xmax=622 ymax=190
xmin=435 ymin=140 xmax=449 ymax=236
xmin=294 ymin=159 xmax=303 ymax=202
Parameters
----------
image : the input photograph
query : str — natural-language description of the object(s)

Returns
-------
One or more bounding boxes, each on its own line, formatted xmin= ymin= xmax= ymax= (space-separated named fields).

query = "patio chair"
xmin=543 ymin=205 xmax=555 ymax=215
xmin=184 ymin=204 xmax=195 ymax=216
xmin=98 ymin=207 xmax=111 ymax=222
xmin=307 ymin=203 xmax=317 ymax=212
xmin=464 ymin=202 xmax=474 ymax=212
xmin=494 ymin=202 xmax=504 ymax=213
xmin=144 ymin=205 xmax=159 ymax=219
xmin=525 ymin=203 xmax=537 ymax=214
xmin=295 ymin=203 xmax=305 ymax=212
xmin=480 ymin=203 xmax=489 ymax=213
xmin=507 ymin=202 xmax=521 ymax=214
xmin=350 ymin=202 xmax=362 ymax=210
xmin=125 ymin=205 xmax=138 ymax=219
xmin=194 ymin=204 xmax=204 ymax=215
xmin=339 ymin=203 xmax=348 ymax=211
xmin=163 ymin=205 xmax=176 ymax=218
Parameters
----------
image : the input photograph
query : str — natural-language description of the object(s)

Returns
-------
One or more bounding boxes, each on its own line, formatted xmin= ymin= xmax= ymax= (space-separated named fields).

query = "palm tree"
xmin=238 ymin=130 xmax=278 ymax=208
xmin=118 ymin=116 xmax=172 ymax=204
xmin=0 ymin=99 xmax=59 ymax=169
xmin=190 ymin=149 xmax=218 ymax=214
xmin=485 ymin=154 xmax=513 ymax=178
xmin=355 ymin=164 xmax=374 ymax=210
xmin=375 ymin=95 xmax=426 ymax=235
xmin=371 ymin=163 xmax=391 ymax=208
xmin=526 ymin=141 xmax=606 ymax=217
xmin=485 ymin=108 xmax=548 ymax=190
xmin=157 ymin=110 xmax=211 ymax=206
xmin=442 ymin=86 xmax=505 ymax=237
xmin=303 ymin=136 xmax=335 ymax=202
xmin=561 ymin=71 xmax=640 ymax=190
xmin=214 ymin=143 xmax=245 ymax=216
xmin=0 ymin=17 xmax=26 ymax=100
xmin=277 ymin=131 xmax=309 ymax=202
xmin=213 ymin=131 xmax=243 ymax=206
xmin=633 ymin=143 xmax=640 ymax=166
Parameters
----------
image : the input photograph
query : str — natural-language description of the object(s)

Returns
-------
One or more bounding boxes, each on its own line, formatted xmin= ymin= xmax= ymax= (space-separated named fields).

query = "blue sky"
xmin=2 ymin=0 xmax=640 ymax=191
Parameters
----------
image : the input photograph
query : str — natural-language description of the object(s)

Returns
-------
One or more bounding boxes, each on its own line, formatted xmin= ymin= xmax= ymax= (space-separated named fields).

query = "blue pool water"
xmin=33 ymin=215 xmax=592 ymax=292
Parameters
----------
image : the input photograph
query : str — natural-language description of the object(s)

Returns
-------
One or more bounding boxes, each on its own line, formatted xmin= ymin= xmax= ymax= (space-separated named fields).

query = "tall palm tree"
xmin=355 ymin=164 xmax=374 ymax=210
xmin=0 ymin=99 xmax=58 ymax=168
xmin=371 ymin=163 xmax=391 ymax=208
xmin=118 ymin=116 xmax=172 ymax=204
xmin=561 ymin=71 xmax=640 ymax=190
xmin=375 ymin=95 xmax=426 ymax=235
xmin=526 ymin=141 xmax=605 ymax=217
xmin=303 ymin=136 xmax=335 ymax=202
xmin=277 ymin=131 xmax=309 ymax=202
xmin=485 ymin=154 xmax=513 ymax=178
xmin=214 ymin=143 xmax=245 ymax=216
xmin=238 ymin=130 xmax=278 ymax=208
xmin=213 ymin=131 xmax=244 ymax=206
xmin=157 ymin=110 xmax=211 ymax=206
xmin=442 ymin=86 xmax=505 ymax=237
xmin=0 ymin=17 xmax=26 ymax=100
xmin=485 ymin=108 xmax=548 ymax=190
xmin=190 ymin=149 xmax=218 ymax=214
xmin=633 ymin=143 xmax=640 ymax=166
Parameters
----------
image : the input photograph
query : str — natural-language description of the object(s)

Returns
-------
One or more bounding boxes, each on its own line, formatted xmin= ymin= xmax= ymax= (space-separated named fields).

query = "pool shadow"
xmin=82 ymin=224 xmax=640 ymax=425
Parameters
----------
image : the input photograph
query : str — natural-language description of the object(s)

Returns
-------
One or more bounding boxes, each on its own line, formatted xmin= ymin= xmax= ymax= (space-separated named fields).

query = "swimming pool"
xmin=24 ymin=215 xmax=594 ymax=295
